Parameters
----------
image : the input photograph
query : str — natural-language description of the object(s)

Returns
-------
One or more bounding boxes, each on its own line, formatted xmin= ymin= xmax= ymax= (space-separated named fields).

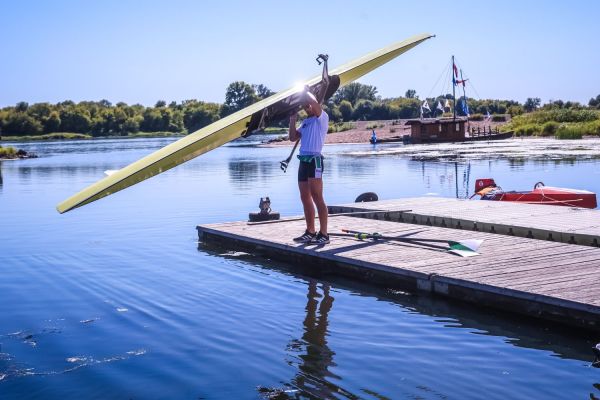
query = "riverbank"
xmin=1 ymin=131 xmax=181 ymax=141
xmin=1 ymin=128 xmax=288 ymax=142
xmin=265 ymin=119 xmax=509 ymax=146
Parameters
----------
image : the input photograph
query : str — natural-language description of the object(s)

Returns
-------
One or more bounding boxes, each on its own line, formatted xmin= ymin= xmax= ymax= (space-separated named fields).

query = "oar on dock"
xmin=329 ymin=229 xmax=483 ymax=257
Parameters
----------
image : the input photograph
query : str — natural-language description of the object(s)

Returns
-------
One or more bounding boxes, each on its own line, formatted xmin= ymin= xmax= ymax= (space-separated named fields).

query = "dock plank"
xmin=198 ymin=203 xmax=600 ymax=331
xmin=329 ymin=197 xmax=600 ymax=246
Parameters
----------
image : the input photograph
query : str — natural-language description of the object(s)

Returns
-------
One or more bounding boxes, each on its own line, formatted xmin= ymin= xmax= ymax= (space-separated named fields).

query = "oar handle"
xmin=280 ymin=140 xmax=300 ymax=172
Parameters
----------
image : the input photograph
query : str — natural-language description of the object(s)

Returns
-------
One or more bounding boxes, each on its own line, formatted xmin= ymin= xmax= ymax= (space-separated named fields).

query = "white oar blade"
xmin=447 ymin=239 xmax=483 ymax=257
xmin=448 ymin=249 xmax=480 ymax=258
xmin=458 ymin=239 xmax=483 ymax=252
xmin=104 ymin=170 xmax=120 ymax=176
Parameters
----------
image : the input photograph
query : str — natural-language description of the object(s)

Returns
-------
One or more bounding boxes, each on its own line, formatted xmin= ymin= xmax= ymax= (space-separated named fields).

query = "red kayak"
xmin=472 ymin=178 xmax=598 ymax=209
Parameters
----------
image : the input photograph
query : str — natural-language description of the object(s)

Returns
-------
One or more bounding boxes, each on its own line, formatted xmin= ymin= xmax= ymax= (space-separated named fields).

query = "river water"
xmin=1 ymin=136 xmax=600 ymax=399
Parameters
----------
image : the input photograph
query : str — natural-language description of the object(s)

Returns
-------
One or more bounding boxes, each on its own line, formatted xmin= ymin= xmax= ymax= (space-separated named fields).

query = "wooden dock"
xmin=197 ymin=199 xmax=600 ymax=331
xmin=329 ymin=197 xmax=600 ymax=247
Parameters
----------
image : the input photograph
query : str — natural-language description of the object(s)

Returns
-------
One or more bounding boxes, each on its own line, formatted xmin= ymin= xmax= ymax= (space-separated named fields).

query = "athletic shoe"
xmin=311 ymin=232 xmax=330 ymax=245
xmin=293 ymin=230 xmax=316 ymax=243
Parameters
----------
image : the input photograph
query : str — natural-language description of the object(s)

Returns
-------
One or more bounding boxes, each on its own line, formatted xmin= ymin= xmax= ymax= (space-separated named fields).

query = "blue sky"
xmin=2 ymin=0 xmax=599 ymax=107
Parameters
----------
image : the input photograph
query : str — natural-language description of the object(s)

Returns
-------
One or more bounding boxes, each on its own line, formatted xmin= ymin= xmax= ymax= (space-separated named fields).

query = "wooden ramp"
xmin=329 ymin=197 xmax=600 ymax=247
xmin=197 ymin=213 xmax=600 ymax=331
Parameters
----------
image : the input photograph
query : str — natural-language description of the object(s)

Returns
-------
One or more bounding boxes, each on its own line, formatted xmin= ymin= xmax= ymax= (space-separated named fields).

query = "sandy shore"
xmin=264 ymin=118 xmax=509 ymax=146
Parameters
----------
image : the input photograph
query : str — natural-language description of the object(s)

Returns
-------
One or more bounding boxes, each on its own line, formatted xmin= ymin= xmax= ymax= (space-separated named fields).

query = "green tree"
xmin=338 ymin=100 xmax=354 ymax=121
xmin=44 ymin=111 xmax=61 ymax=133
xmin=387 ymin=97 xmax=420 ymax=118
xmin=183 ymin=102 xmax=220 ymax=132
xmin=333 ymin=83 xmax=378 ymax=106
xmin=155 ymin=100 xmax=166 ymax=108
xmin=405 ymin=89 xmax=417 ymax=99
xmin=353 ymin=99 xmax=375 ymax=120
xmin=3 ymin=113 xmax=43 ymax=135
xmin=27 ymin=102 xmax=52 ymax=119
xmin=221 ymin=81 xmax=258 ymax=116
xmin=253 ymin=84 xmax=274 ymax=99
xmin=325 ymin=105 xmax=342 ymax=122
xmin=507 ymin=105 xmax=524 ymax=116
xmin=122 ymin=117 xmax=140 ymax=134
xmin=524 ymin=97 xmax=541 ymax=112
xmin=60 ymin=107 xmax=92 ymax=133
xmin=15 ymin=102 xmax=29 ymax=112
xmin=141 ymin=108 xmax=164 ymax=131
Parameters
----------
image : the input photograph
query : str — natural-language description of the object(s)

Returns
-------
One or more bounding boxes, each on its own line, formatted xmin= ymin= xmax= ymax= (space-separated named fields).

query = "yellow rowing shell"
xmin=57 ymin=33 xmax=433 ymax=213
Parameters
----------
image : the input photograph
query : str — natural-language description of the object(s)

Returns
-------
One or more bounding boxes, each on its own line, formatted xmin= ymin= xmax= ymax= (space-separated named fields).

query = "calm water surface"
xmin=1 ymin=137 xmax=600 ymax=399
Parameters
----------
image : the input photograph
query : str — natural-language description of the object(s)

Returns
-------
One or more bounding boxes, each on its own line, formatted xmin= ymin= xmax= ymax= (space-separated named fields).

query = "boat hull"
xmin=484 ymin=187 xmax=597 ymax=209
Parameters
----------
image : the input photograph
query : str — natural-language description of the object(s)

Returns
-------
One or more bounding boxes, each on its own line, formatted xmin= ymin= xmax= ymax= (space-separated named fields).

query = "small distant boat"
xmin=471 ymin=178 xmax=597 ymax=209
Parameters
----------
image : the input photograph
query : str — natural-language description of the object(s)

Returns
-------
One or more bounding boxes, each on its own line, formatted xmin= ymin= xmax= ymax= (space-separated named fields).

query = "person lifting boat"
xmin=289 ymin=90 xmax=330 ymax=244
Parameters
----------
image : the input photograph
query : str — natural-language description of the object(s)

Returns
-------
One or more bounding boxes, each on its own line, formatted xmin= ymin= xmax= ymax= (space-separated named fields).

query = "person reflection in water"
xmin=286 ymin=281 xmax=345 ymax=398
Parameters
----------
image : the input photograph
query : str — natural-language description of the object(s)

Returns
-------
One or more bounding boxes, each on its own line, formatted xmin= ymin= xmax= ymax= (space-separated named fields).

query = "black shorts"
xmin=298 ymin=157 xmax=325 ymax=182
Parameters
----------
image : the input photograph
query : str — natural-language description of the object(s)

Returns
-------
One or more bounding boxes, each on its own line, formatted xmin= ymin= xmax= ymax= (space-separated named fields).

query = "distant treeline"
xmin=2 ymin=81 xmax=600 ymax=137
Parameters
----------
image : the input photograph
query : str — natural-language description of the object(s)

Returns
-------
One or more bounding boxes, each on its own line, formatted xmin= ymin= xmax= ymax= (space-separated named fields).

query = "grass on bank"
xmin=328 ymin=122 xmax=355 ymax=133
xmin=503 ymin=109 xmax=600 ymax=139
xmin=0 ymin=146 xmax=18 ymax=158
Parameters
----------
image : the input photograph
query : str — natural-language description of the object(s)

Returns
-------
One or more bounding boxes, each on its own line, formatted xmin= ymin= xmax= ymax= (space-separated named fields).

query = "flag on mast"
xmin=462 ymin=97 xmax=470 ymax=117
xmin=422 ymin=100 xmax=431 ymax=112
xmin=436 ymin=101 xmax=444 ymax=113
xmin=452 ymin=63 xmax=459 ymax=86
xmin=421 ymin=100 xmax=431 ymax=119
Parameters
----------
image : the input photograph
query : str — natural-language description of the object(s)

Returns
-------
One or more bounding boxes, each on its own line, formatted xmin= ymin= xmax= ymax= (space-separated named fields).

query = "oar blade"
xmin=448 ymin=248 xmax=480 ymax=258
xmin=447 ymin=239 xmax=483 ymax=257
xmin=452 ymin=239 xmax=483 ymax=252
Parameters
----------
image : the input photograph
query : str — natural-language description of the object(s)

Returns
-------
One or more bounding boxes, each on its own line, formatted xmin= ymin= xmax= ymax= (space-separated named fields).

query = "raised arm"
xmin=304 ymin=91 xmax=322 ymax=117
xmin=289 ymin=113 xmax=300 ymax=142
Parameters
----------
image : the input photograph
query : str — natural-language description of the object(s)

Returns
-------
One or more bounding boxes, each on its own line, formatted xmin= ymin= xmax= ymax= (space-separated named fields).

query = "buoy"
xmin=355 ymin=192 xmax=379 ymax=203
xmin=248 ymin=197 xmax=280 ymax=222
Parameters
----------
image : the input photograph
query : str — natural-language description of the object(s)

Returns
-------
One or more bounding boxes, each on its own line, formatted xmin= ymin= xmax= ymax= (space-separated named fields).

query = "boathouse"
xmin=406 ymin=118 xmax=467 ymax=143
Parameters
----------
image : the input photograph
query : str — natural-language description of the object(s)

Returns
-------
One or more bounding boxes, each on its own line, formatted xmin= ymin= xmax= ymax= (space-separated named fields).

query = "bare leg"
xmin=308 ymin=178 xmax=327 ymax=235
xmin=299 ymin=181 xmax=316 ymax=233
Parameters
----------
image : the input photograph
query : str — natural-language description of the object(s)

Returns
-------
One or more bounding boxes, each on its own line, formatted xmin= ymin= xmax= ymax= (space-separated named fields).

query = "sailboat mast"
xmin=452 ymin=55 xmax=456 ymax=121
xmin=460 ymin=68 xmax=468 ymax=117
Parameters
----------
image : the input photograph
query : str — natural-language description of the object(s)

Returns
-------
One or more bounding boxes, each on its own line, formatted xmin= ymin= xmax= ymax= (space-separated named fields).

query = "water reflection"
xmin=217 ymin=248 xmax=598 ymax=367
xmin=334 ymin=157 xmax=378 ymax=178
xmin=227 ymin=159 xmax=276 ymax=187
xmin=208 ymin=244 xmax=600 ymax=398
xmin=258 ymin=280 xmax=374 ymax=399
xmin=410 ymin=160 xmax=472 ymax=199
xmin=286 ymin=281 xmax=339 ymax=398
xmin=14 ymin=165 xmax=114 ymax=180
